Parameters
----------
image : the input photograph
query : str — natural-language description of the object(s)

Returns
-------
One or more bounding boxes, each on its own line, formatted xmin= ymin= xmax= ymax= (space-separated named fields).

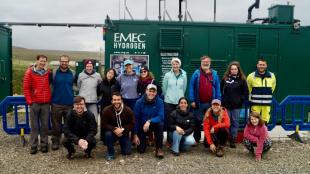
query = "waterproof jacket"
xmin=63 ymin=110 xmax=98 ymax=144
xmin=23 ymin=66 xmax=51 ymax=105
xmin=162 ymin=69 xmax=187 ymax=104
xmin=133 ymin=95 xmax=164 ymax=134
xmin=244 ymin=123 xmax=269 ymax=159
xmin=168 ymin=108 xmax=195 ymax=136
xmin=220 ymin=75 xmax=249 ymax=109
xmin=77 ymin=70 xmax=102 ymax=103
xmin=117 ymin=72 xmax=139 ymax=99
xmin=189 ymin=69 xmax=221 ymax=106
xmin=97 ymin=78 xmax=120 ymax=109
xmin=100 ymin=104 xmax=135 ymax=136
xmin=247 ymin=71 xmax=276 ymax=106
xmin=203 ymin=107 xmax=230 ymax=145
xmin=52 ymin=68 xmax=75 ymax=106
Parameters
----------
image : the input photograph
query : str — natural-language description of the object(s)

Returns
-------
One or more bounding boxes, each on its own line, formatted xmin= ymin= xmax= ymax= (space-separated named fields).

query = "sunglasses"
xmin=140 ymin=70 xmax=147 ymax=73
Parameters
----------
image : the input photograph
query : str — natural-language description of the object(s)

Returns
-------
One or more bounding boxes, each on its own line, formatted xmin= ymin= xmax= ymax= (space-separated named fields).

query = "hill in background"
xmin=13 ymin=46 xmax=103 ymax=61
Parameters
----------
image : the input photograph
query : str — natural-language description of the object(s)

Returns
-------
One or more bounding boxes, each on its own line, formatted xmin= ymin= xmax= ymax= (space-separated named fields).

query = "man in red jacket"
xmin=203 ymin=99 xmax=230 ymax=157
xmin=23 ymin=55 xmax=51 ymax=154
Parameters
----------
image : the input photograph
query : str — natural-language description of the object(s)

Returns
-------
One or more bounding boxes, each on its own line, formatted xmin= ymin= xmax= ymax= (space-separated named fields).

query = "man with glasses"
xmin=189 ymin=55 xmax=221 ymax=145
xmin=51 ymin=55 xmax=76 ymax=151
xmin=63 ymin=96 xmax=97 ymax=159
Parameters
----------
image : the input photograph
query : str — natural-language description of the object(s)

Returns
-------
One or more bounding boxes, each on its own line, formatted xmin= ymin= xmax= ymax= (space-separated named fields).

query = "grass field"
xmin=12 ymin=46 xmax=102 ymax=95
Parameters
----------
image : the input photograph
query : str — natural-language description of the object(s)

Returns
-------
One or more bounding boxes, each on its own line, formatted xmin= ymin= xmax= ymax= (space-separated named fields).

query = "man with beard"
xmin=51 ymin=55 xmax=76 ymax=151
xmin=247 ymin=58 xmax=276 ymax=124
xmin=101 ymin=92 xmax=135 ymax=161
xmin=63 ymin=96 xmax=97 ymax=159
xmin=133 ymin=84 xmax=165 ymax=159
xmin=189 ymin=55 xmax=221 ymax=145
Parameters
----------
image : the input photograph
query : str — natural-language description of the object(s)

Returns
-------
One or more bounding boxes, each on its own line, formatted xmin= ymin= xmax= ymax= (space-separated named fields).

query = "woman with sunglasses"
xmin=137 ymin=65 xmax=162 ymax=97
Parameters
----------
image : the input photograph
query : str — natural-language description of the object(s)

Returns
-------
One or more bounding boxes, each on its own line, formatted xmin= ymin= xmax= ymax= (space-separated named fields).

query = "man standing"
xmin=51 ymin=55 xmax=76 ymax=151
xmin=101 ymin=92 xmax=135 ymax=161
xmin=247 ymin=58 xmax=276 ymax=123
xmin=77 ymin=59 xmax=102 ymax=121
xmin=63 ymin=96 xmax=97 ymax=159
xmin=23 ymin=55 xmax=51 ymax=154
xmin=189 ymin=55 xmax=221 ymax=144
xmin=133 ymin=84 xmax=165 ymax=159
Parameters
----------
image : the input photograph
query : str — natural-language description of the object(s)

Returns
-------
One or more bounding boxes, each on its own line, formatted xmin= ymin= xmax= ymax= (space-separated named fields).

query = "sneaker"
xmin=170 ymin=149 xmax=180 ymax=156
xmin=52 ymin=143 xmax=59 ymax=151
xmin=155 ymin=148 xmax=164 ymax=159
xmin=105 ymin=154 xmax=115 ymax=161
xmin=216 ymin=146 xmax=224 ymax=157
xmin=229 ymin=140 xmax=236 ymax=148
xmin=30 ymin=147 xmax=38 ymax=155
xmin=41 ymin=146 xmax=48 ymax=153
xmin=66 ymin=153 xmax=74 ymax=160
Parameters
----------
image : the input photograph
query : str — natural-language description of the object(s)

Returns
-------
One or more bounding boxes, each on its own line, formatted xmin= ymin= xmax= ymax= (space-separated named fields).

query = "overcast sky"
xmin=1 ymin=0 xmax=309 ymax=51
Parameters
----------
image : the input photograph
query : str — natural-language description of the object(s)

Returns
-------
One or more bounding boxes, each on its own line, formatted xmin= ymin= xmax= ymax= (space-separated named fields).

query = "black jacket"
xmin=63 ymin=110 xmax=98 ymax=144
xmin=97 ymin=79 xmax=120 ymax=110
xmin=220 ymin=76 xmax=249 ymax=109
xmin=168 ymin=108 xmax=195 ymax=136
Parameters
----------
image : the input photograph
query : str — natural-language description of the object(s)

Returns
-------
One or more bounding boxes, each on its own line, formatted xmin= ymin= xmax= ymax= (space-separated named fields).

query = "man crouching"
xmin=63 ymin=96 xmax=97 ymax=159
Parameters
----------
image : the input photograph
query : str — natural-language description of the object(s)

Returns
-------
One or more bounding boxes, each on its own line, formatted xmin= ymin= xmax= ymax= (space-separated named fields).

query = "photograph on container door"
xmin=110 ymin=54 xmax=149 ymax=76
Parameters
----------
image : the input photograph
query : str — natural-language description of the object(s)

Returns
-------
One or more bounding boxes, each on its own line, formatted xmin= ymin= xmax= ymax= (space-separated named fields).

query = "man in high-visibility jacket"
xmin=247 ymin=59 xmax=276 ymax=123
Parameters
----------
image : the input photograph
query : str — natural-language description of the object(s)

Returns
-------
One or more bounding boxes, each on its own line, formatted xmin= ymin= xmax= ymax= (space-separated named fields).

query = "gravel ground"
xmin=0 ymin=117 xmax=310 ymax=174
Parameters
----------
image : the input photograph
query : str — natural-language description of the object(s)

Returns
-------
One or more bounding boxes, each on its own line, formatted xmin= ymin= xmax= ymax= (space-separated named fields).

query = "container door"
xmin=0 ymin=27 xmax=12 ymax=101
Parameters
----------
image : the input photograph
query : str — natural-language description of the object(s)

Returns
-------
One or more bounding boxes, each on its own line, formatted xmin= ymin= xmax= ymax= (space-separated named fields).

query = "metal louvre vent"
xmin=160 ymin=28 xmax=183 ymax=50
xmin=237 ymin=33 xmax=257 ymax=48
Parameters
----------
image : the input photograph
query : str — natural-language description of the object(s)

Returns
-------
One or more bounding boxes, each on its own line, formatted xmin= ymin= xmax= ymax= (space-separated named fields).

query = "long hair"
xmin=103 ymin=68 xmax=117 ymax=82
xmin=248 ymin=111 xmax=265 ymax=126
xmin=204 ymin=107 xmax=224 ymax=123
xmin=222 ymin=61 xmax=246 ymax=81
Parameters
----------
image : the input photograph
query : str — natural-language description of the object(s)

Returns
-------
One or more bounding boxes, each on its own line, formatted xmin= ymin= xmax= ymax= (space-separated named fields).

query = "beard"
xmin=201 ymin=64 xmax=210 ymax=71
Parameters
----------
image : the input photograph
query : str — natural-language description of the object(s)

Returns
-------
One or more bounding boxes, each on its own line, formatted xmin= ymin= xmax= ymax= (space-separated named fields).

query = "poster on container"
xmin=110 ymin=54 xmax=149 ymax=76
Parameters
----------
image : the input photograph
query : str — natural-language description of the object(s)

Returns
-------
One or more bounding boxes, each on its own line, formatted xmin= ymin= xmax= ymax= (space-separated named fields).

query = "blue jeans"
xmin=105 ymin=131 xmax=131 ymax=156
xmin=193 ymin=102 xmax=211 ymax=142
xmin=171 ymin=131 xmax=195 ymax=153
xmin=123 ymin=98 xmax=138 ymax=111
xmin=227 ymin=109 xmax=240 ymax=138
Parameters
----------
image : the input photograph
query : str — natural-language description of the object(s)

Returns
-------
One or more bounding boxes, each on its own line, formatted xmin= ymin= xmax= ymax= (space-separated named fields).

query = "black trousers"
xmin=63 ymin=136 xmax=96 ymax=154
xmin=137 ymin=122 xmax=164 ymax=153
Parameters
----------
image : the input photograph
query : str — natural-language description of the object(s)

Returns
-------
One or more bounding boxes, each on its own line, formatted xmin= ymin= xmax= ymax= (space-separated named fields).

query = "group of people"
xmin=23 ymin=54 xmax=276 ymax=162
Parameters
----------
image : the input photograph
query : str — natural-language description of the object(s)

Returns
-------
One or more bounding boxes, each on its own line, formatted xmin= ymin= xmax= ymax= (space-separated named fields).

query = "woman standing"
xmin=117 ymin=59 xmax=139 ymax=110
xmin=221 ymin=61 xmax=249 ymax=148
xmin=168 ymin=97 xmax=195 ymax=156
xmin=137 ymin=65 xmax=162 ymax=97
xmin=162 ymin=57 xmax=187 ymax=144
xmin=243 ymin=112 xmax=272 ymax=161
xmin=97 ymin=68 xmax=120 ymax=112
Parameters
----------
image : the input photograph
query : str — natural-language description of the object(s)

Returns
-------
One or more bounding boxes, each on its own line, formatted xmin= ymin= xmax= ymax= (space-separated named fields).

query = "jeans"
xmin=227 ymin=109 xmax=241 ymax=139
xmin=137 ymin=122 xmax=164 ymax=153
xmin=86 ymin=103 xmax=98 ymax=122
xmin=123 ymin=98 xmax=138 ymax=111
xmin=105 ymin=131 xmax=131 ymax=156
xmin=29 ymin=103 xmax=50 ymax=148
xmin=193 ymin=102 xmax=210 ymax=142
xmin=171 ymin=131 xmax=195 ymax=153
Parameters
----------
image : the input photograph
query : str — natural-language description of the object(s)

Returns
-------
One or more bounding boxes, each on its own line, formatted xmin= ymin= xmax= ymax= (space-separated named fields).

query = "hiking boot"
xmin=216 ymin=146 xmax=224 ymax=157
xmin=155 ymin=148 xmax=164 ymax=159
xmin=52 ymin=143 xmax=59 ymax=151
xmin=30 ymin=147 xmax=38 ymax=155
xmin=41 ymin=146 xmax=48 ymax=153
xmin=230 ymin=139 xmax=236 ymax=148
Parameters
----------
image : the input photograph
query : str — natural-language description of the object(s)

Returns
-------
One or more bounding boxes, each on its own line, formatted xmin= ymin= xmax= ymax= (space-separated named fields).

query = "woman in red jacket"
xmin=243 ymin=112 xmax=272 ymax=161
xmin=203 ymin=99 xmax=230 ymax=157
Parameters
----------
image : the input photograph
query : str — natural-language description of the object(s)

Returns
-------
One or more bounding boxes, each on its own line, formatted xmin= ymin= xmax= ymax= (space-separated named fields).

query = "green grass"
xmin=12 ymin=46 xmax=103 ymax=95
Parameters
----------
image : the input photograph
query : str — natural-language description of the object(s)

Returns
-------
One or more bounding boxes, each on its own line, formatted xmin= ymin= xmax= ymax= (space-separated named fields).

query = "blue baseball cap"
xmin=124 ymin=59 xmax=133 ymax=66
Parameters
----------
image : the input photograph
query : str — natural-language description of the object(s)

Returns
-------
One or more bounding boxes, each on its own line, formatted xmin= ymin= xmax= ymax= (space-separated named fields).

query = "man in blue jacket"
xmin=51 ymin=55 xmax=76 ymax=151
xmin=189 ymin=55 xmax=221 ymax=144
xmin=133 ymin=84 xmax=165 ymax=159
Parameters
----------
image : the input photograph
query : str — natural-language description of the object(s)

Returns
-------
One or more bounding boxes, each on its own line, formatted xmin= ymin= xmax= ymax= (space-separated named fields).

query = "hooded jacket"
xmin=168 ymin=107 xmax=195 ymax=136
